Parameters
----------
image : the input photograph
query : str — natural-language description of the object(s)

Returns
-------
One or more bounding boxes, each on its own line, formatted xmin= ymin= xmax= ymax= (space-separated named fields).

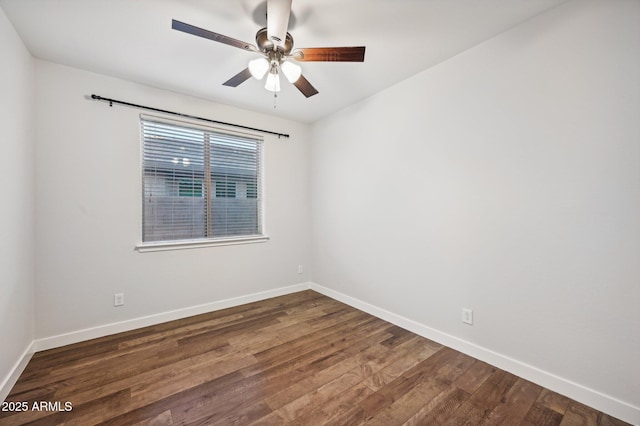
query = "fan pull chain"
xmin=273 ymin=92 xmax=278 ymax=109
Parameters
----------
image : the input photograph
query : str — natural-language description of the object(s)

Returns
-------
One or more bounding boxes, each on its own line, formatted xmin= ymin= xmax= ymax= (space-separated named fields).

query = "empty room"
xmin=1 ymin=0 xmax=638 ymax=424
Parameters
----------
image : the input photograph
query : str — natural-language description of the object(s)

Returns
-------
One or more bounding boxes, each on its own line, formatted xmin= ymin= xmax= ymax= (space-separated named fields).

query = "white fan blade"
xmin=267 ymin=0 xmax=292 ymax=48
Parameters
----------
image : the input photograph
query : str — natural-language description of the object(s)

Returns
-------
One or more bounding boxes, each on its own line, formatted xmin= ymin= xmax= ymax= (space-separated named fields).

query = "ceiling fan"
xmin=171 ymin=0 xmax=365 ymax=98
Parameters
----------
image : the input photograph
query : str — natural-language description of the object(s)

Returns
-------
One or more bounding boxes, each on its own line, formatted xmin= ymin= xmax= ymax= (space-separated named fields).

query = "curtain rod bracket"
xmin=89 ymin=93 xmax=290 ymax=138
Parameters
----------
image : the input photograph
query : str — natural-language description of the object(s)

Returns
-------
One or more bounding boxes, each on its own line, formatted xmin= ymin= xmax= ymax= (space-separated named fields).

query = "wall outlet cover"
xmin=114 ymin=293 xmax=125 ymax=307
xmin=462 ymin=308 xmax=473 ymax=325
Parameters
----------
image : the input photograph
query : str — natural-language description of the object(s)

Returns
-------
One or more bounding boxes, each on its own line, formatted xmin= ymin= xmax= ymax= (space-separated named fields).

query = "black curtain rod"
xmin=90 ymin=94 xmax=290 ymax=139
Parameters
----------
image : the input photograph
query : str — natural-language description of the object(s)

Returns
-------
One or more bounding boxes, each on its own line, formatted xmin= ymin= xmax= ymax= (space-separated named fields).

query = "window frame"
xmin=136 ymin=114 xmax=268 ymax=252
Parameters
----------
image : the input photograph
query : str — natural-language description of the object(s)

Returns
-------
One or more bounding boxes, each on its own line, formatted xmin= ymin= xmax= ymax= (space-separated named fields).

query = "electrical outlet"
xmin=462 ymin=308 xmax=473 ymax=325
xmin=114 ymin=293 xmax=125 ymax=307
xmin=297 ymin=265 xmax=303 ymax=274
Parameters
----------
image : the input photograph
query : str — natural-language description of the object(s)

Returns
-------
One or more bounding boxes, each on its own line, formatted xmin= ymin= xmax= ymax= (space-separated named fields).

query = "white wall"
xmin=311 ymin=0 xmax=639 ymax=422
xmin=34 ymin=61 xmax=311 ymax=340
xmin=0 ymin=6 xmax=35 ymax=399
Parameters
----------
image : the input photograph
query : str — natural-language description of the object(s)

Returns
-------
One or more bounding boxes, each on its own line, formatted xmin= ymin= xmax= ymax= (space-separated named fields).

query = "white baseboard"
xmin=33 ymin=283 xmax=310 ymax=352
xmin=4 ymin=283 xmax=309 ymax=401
xmin=309 ymin=282 xmax=640 ymax=425
xmin=9 ymin=282 xmax=638 ymax=423
xmin=1 ymin=342 xmax=35 ymax=403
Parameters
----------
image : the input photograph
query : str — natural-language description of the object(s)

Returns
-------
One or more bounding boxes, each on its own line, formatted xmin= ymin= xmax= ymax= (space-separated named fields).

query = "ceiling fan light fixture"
xmin=281 ymin=60 xmax=302 ymax=83
xmin=265 ymin=71 xmax=281 ymax=92
xmin=171 ymin=0 xmax=365 ymax=100
xmin=248 ymin=57 xmax=269 ymax=80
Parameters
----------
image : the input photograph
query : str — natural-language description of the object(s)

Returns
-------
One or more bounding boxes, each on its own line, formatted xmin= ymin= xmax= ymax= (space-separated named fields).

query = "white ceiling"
xmin=1 ymin=0 xmax=568 ymax=123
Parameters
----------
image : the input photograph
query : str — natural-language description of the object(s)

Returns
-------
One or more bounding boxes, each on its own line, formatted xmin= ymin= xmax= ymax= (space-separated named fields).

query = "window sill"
xmin=136 ymin=235 xmax=269 ymax=252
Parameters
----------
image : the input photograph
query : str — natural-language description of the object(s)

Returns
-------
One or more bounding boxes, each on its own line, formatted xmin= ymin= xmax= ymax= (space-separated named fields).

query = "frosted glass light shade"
xmin=248 ymin=58 xmax=269 ymax=80
xmin=280 ymin=61 xmax=302 ymax=83
xmin=265 ymin=72 xmax=281 ymax=92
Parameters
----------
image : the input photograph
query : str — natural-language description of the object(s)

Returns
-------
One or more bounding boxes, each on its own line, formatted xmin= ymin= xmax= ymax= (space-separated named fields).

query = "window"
xmin=215 ymin=180 xmax=236 ymax=198
xmin=178 ymin=178 xmax=203 ymax=197
xmin=139 ymin=115 xmax=265 ymax=249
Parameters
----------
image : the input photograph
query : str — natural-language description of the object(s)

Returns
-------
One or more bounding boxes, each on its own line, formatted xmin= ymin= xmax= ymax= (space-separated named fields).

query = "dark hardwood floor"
xmin=0 ymin=290 xmax=630 ymax=425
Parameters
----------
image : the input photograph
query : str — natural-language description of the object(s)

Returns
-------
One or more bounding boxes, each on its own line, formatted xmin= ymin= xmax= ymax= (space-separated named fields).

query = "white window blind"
xmin=141 ymin=115 xmax=264 ymax=244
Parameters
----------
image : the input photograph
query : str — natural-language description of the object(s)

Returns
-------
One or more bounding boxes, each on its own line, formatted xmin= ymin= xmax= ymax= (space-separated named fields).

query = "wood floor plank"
xmin=521 ymin=402 xmax=565 ymax=426
xmin=285 ymin=382 xmax=375 ymax=426
xmin=364 ymin=375 xmax=449 ymax=425
xmin=442 ymin=367 xmax=519 ymax=425
xmin=480 ymin=378 xmax=543 ymax=425
xmin=96 ymin=371 xmax=250 ymax=426
xmin=170 ymin=319 xmax=393 ymax=424
xmin=275 ymin=367 xmax=371 ymax=422
xmin=559 ymin=401 xmax=600 ymax=426
xmin=232 ymin=320 xmax=398 ymax=417
xmin=269 ymin=334 xmax=425 ymax=418
xmin=364 ymin=349 xmax=477 ymax=425
xmin=403 ymin=386 xmax=470 ymax=425
xmin=130 ymin=409 xmax=174 ymax=426
xmin=1 ymin=290 xmax=631 ymax=426
xmin=263 ymin=334 xmax=391 ymax=410
xmin=362 ymin=336 xmax=443 ymax=391
xmin=355 ymin=347 xmax=463 ymax=420
xmin=453 ymin=359 xmax=497 ymax=395
xmin=539 ymin=387 xmax=574 ymax=414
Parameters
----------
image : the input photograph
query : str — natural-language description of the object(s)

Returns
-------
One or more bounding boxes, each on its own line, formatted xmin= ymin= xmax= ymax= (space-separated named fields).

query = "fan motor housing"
xmin=255 ymin=27 xmax=294 ymax=55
